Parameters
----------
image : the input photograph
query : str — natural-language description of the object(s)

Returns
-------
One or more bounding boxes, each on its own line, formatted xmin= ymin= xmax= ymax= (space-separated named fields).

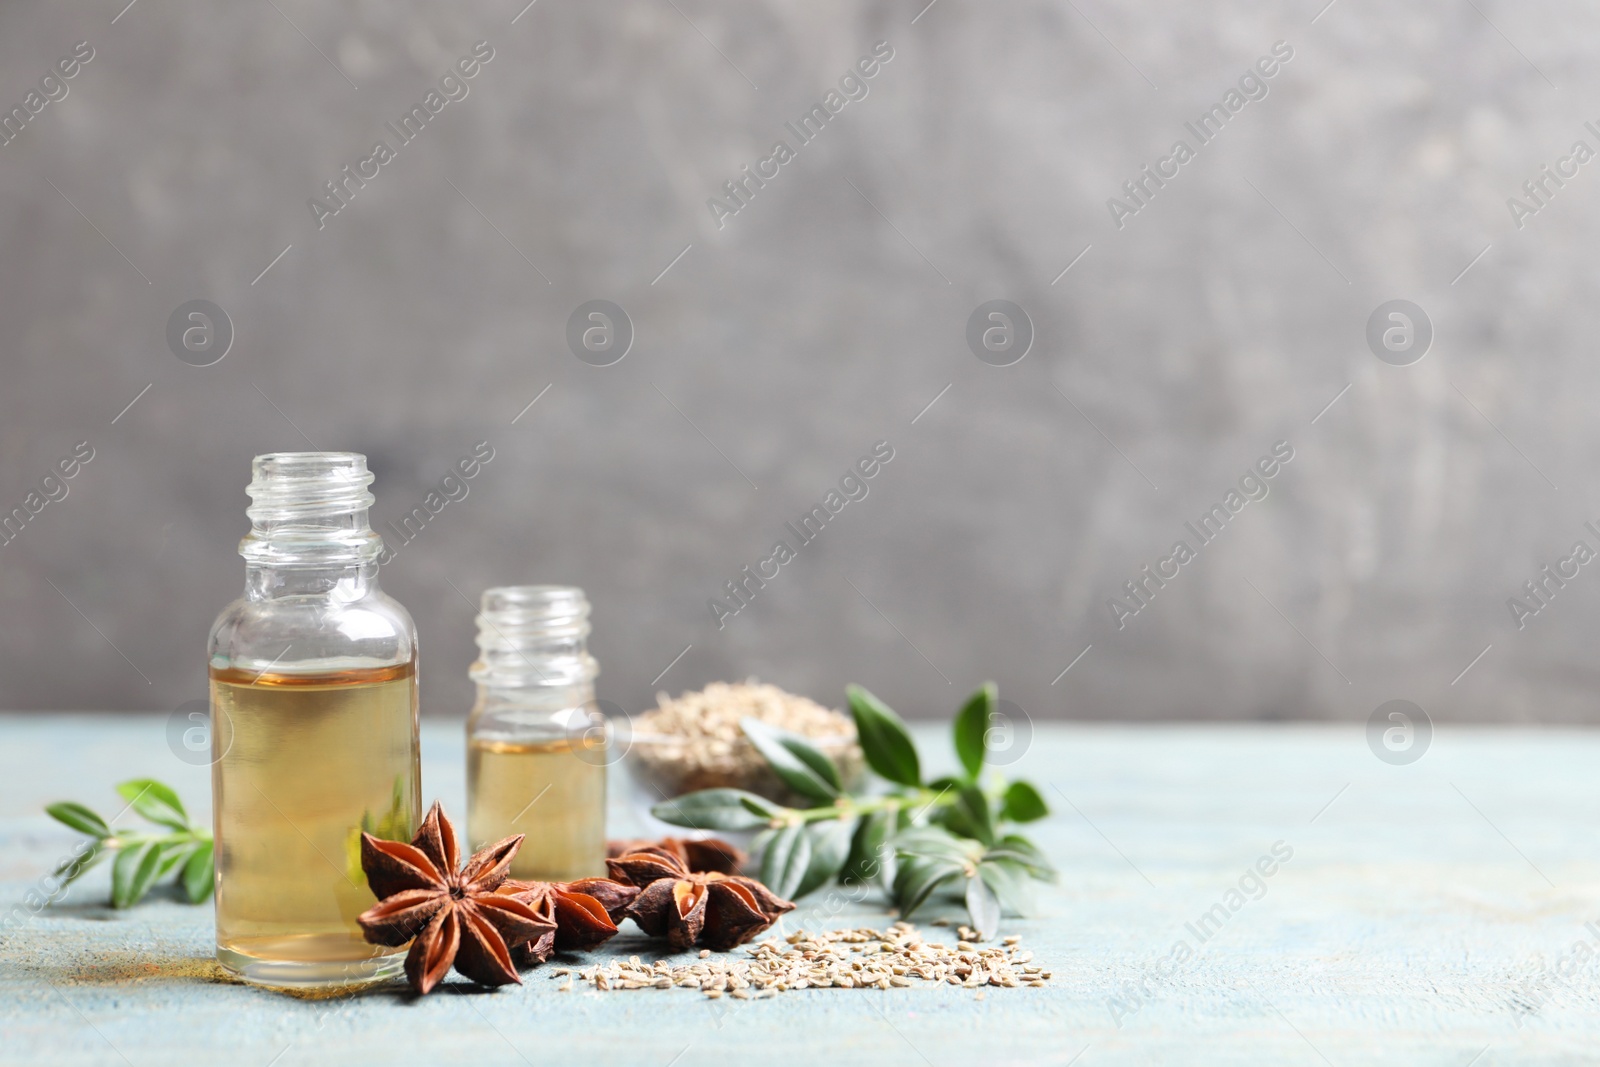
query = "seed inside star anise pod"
xmin=608 ymin=845 xmax=793 ymax=951
xmin=356 ymin=801 xmax=554 ymax=994
xmin=498 ymin=877 xmax=640 ymax=966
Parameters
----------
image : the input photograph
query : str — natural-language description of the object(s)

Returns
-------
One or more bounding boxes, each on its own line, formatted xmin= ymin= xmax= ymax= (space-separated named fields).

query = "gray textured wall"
xmin=0 ymin=0 xmax=1593 ymax=724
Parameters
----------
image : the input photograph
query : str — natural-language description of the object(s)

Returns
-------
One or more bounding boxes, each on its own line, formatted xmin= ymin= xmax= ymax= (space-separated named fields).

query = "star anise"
xmin=606 ymin=836 xmax=748 ymax=875
xmin=607 ymin=846 xmax=794 ymax=951
xmin=356 ymin=800 xmax=555 ymax=994
xmin=497 ymin=877 xmax=640 ymax=966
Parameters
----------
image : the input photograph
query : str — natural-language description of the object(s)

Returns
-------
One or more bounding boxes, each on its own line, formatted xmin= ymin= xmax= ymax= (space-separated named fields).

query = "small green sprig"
xmin=46 ymin=779 xmax=214 ymax=908
xmin=651 ymin=683 xmax=1056 ymax=939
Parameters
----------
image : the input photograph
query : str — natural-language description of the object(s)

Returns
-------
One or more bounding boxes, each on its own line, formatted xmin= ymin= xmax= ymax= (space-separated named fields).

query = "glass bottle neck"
xmin=467 ymin=585 xmax=598 ymax=740
xmin=238 ymin=452 xmax=385 ymax=570
xmin=245 ymin=561 xmax=379 ymax=602
xmin=469 ymin=585 xmax=597 ymax=690
xmin=472 ymin=640 xmax=595 ymax=688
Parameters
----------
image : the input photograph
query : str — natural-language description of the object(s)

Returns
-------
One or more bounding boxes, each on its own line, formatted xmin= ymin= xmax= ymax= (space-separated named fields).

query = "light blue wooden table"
xmin=1 ymin=716 xmax=1595 ymax=1065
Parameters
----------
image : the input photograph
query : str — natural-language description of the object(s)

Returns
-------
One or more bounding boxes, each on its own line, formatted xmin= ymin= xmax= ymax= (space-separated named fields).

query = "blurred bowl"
xmin=623 ymin=730 xmax=865 ymax=810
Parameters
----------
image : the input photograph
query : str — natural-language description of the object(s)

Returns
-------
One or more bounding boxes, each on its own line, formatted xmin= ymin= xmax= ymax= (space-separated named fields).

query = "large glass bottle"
xmin=466 ymin=585 xmax=607 ymax=881
xmin=208 ymin=452 xmax=420 ymax=988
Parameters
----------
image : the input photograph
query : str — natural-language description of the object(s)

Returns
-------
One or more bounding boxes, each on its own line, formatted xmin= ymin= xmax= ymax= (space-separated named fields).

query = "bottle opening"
xmin=246 ymin=452 xmax=375 ymax=521
xmin=240 ymin=451 xmax=384 ymax=565
xmin=480 ymin=585 xmax=588 ymax=626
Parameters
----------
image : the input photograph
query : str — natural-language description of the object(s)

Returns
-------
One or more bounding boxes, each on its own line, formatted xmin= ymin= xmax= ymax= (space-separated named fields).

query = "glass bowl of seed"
xmin=623 ymin=680 xmax=863 ymax=808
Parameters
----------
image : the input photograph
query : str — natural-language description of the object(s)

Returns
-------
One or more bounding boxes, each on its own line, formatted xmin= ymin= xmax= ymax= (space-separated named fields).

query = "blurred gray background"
xmin=0 ymin=0 xmax=1594 ymax=723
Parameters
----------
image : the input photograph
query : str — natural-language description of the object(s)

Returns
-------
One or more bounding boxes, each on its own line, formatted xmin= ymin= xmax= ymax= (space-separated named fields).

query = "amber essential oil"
xmin=467 ymin=734 xmax=606 ymax=881
xmin=211 ymin=661 xmax=420 ymax=986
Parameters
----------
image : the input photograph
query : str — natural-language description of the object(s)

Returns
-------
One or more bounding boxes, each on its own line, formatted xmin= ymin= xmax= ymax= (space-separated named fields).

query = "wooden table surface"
xmin=1 ymin=715 xmax=1595 ymax=1066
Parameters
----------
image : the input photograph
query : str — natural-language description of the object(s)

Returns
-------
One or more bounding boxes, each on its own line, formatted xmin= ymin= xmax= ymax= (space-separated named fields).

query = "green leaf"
xmin=115 ymin=779 xmax=189 ymax=831
xmin=183 ymin=841 xmax=214 ymax=903
xmin=793 ymin=819 xmax=853 ymax=898
xmin=155 ymin=840 xmax=198 ymax=880
xmin=840 ymin=808 xmax=894 ymax=886
xmin=893 ymin=825 xmax=978 ymax=863
xmin=892 ymin=855 xmax=964 ymax=918
xmin=46 ymin=802 xmax=110 ymax=839
xmin=986 ymin=834 xmax=1057 ymax=880
xmin=978 ymin=857 xmax=1036 ymax=915
xmin=952 ymin=683 xmax=996 ymax=780
xmin=749 ymin=719 xmax=844 ymax=793
xmin=740 ymin=719 xmax=841 ymax=803
xmin=651 ymin=789 xmax=782 ymax=831
xmin=999 ymin=780 xmax=1049 ymax=823
xmin=759 ymin=823 xmax=812 ymax=900
xmin=52 ymin=841 xmax=106 ymax=888
xmin=111 ymin=841 xmax=164 ymax=908
xmin=847 ymin=685 xmax=921 ymax=787
xmin=942 ymin=784 xmax=996 ymax=847
xmin=965 ymin=872 xmax=1001 ymax=940
xmin=740 ymin=793 xmax=785 ymax=820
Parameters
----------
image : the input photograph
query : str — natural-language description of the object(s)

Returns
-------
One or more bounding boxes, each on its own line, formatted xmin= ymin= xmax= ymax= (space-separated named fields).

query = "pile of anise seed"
xmin=551 ymin=922 xmax=1052 ymax=998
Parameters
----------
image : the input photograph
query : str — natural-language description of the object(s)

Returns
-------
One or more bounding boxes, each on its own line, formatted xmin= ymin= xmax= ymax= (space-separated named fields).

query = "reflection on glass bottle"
xmin=344 ymin=774 xmax=414 ymax=884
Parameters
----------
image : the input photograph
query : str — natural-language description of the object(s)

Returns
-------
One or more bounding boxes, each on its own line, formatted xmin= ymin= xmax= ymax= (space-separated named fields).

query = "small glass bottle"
xmin=208 ymin=452 xmax=420 ymax=989
xmin=466 ymin=585 xmax=608 ymax=881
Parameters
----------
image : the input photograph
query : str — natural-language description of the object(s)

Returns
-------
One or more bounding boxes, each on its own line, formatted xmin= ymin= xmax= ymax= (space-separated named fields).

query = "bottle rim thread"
xmin=471 ymin=585 xmax=597 ymax=687
xmin=240 ymin=451 xmax=384 ymax=565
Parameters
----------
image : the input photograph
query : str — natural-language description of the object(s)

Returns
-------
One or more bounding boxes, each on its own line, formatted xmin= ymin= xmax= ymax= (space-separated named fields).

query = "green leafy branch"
xmin=46 ymin=779 xmax=214 ymax=908
xmin=651 ymin=683 xmax=1055 ymax=939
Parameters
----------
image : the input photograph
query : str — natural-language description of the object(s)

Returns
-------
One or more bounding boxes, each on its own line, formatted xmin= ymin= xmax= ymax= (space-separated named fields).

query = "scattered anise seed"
xmin=557 ymin=923 xmax=1048 ymax=998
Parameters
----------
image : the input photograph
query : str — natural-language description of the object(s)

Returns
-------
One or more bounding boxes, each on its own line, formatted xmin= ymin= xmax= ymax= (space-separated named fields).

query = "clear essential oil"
xmin=467 ymin=735 xmax=607 ymax=881
xmin=211 ymin=661 xmax=419 ymax=979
